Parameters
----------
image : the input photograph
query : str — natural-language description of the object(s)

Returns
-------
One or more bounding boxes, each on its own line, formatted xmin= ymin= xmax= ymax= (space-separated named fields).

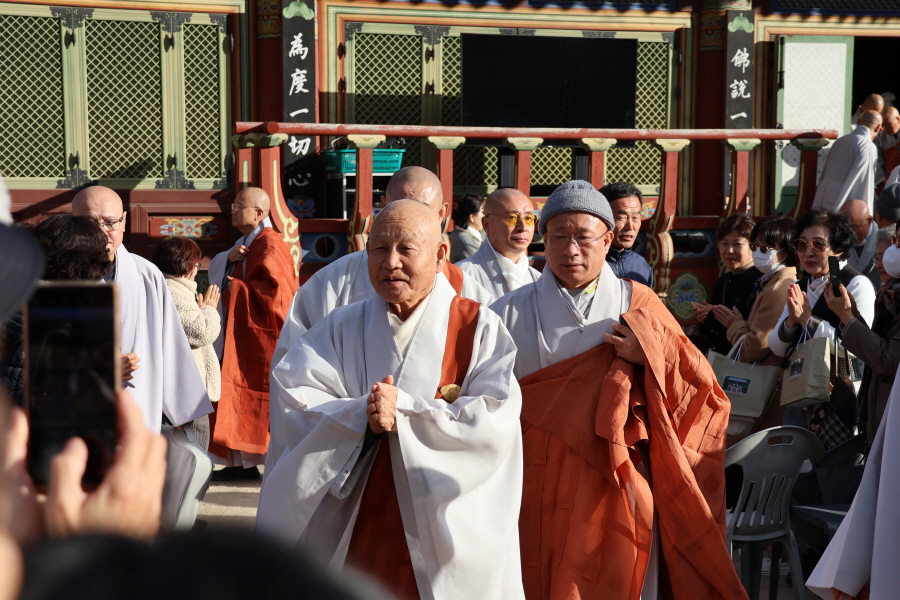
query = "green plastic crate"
xmin=322 ymin=149 xmax=406 ymax=174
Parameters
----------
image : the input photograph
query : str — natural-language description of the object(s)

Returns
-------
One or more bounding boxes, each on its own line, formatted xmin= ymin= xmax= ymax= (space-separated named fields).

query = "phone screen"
xmin=828 ymin=255 xmax=841 ymax=290
xmin=25 ymin=283 xmax=119 ymax=487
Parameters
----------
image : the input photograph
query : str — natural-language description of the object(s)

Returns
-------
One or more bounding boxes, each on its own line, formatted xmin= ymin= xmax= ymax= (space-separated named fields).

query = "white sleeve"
xmin=887 ymin=165 xmax=900 ymax=188
xmin=767 ymin=304 xmax=793 ymax=357
xmin=846 ymin=274 xmax=876 ymax=328
xmin=461 ymin=274 xmax=495 ymax=305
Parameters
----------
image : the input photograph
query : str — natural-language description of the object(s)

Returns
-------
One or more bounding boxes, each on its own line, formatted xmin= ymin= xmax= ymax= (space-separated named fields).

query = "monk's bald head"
xmin=883 ymin=106 xmax=900 ymax=136
xmin=367 ymin=200 xmax=445 ymax=315
xmin=862 ymin=94 xmax=884 ymax=113
xmin=71 ymin=186 xmax=124 ymax=259
xmin=384 ymin=167 xmax=446 ymax=219
xmin=840 ymin=199 xmax=874 ymax=245
xmin=483 ymin=188 xmax=536 ymax=259
xmin=231 ymin=187 xmax=270 ymax=235
xmin=485 ymin=188 xmax=532 ymax=215
xmin=860 ymin=110 xmax=883 ymax=140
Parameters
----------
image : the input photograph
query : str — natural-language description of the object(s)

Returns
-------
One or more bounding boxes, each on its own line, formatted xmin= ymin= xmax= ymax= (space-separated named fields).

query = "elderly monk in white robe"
xmin=72 ymin=186 xmax=212 ymax=432
xmin=457 ymin=188 xmax=540 ymax=302
xmin=273 ymin=166 xmax=492 ymax=362
xmin=806 ymin=371 xmax=900 ymax=600
xmin=491 ymin=180 xmax=745 ymax=600
xmin=814 ymin=110 xmax=883 ymax=214
xmin=257 ymin=200 xmax=524 ymax=600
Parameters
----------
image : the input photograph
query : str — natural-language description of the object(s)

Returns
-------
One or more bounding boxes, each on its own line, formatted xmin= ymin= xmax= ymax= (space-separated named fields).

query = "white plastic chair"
xmin=725 ymin=426 xmax=825 ymax=600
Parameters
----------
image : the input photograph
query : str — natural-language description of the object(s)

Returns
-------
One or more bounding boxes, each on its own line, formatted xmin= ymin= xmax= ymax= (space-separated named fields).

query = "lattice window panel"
xmin=184 ymin=24 xmax=221 ymax=180
xmin=440 ymin=35 xmax=498 ymax=188
xmin=776 ymin=0 xmax=900 ymax=9
xmin=0 ymin=14 xmax=65 ymax=178
xmin=353 ymin=33 xmax=422 ymax=167
xmin=85 ymin=19 xmax=164 ymax=179
xmin=607 ymin=42 xmax=669 ymax=186
xmin=531 ymin=147 xmax=573 ymax=185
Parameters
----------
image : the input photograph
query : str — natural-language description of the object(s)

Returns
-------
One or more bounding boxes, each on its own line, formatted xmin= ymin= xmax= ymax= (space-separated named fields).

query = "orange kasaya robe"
xmin=442 ymin=260 xmax=464 ymax=295
xmin=344 ymin=295 xmax=481 ymax=600
xmin=518 ymin=284 xmax=748 ymax=600
xmin=210 ymin=227 xmax=298 ymax=457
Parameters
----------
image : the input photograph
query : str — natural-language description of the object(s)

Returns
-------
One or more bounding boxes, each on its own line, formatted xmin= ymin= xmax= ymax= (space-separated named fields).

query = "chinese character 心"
xmin=289 ymin=32 xmax=309 ymax=60
xmin=730 ymin=79 xmax=751 ymax=99
xmin=289 ymin=69 xmax=309 ymax=95
xmin=731 ymin=48 xmax=750 ymax=74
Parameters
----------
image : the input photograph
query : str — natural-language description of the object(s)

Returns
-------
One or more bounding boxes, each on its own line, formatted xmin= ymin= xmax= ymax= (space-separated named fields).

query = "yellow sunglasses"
xmin=486 ymin=213 xmax=538 ymax=227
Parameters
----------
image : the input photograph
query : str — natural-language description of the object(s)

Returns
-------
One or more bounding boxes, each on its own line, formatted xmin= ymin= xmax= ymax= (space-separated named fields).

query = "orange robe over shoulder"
xmin=212 ymin=227 xmax=298 ymax=456
xmin=518 ymin=284 xmax=748 ymax=600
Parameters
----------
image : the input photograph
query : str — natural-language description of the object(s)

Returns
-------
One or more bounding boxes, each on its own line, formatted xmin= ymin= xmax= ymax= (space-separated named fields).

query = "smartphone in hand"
xmin=24 ymin=282 xmax=120 ymax=488
xmin=828 ymin=256 xmax=841 ymax=293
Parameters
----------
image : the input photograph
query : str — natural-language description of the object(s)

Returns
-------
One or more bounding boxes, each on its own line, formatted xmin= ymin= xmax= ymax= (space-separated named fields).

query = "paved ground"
xmin=197 ymin=470 xmax=825 ymax=599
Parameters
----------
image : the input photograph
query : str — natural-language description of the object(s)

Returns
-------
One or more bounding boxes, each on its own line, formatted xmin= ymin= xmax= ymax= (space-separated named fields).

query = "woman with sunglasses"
xmin=823 ymin=221 xmax=900 ymax=446
xmin=768 ymin=209 xmax=877 ymax=436
xmin=692 ymin=213 xmax=762 ymax=355
xmin=448 ymin=193 xmax=485 ymax=263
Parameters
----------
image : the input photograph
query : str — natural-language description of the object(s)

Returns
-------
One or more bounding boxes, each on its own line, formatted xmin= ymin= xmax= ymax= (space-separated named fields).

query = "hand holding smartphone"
xmin=828 ymin=256 xmax=842 ymax=293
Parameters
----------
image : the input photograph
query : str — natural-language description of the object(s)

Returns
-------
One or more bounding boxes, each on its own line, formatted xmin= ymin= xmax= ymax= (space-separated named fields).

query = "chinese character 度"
xmin=289 ymin=69 xmax=309 ymax=95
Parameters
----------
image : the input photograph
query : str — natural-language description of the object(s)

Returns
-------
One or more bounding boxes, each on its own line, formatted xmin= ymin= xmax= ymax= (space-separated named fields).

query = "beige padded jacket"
xmin=165 ymin=276 xmax=222 ymax=402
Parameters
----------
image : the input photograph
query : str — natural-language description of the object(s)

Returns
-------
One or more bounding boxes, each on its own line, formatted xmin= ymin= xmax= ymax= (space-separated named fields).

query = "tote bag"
xmin=708 ymin=335 xmax=780 ymax=436
xmin=780 ymin=329 xmax=833 ymax=408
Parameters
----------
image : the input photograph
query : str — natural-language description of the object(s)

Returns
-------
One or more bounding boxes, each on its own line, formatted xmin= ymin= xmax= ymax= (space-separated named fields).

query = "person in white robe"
xmin=806 ymin=373 xmax=900 ymax=600
xmin=257 ymin=200 xmax=524 ymax=600
xmin=813 ymin=111 xmax=883 ymax=215
xmin=457 ymin=188 xmax=540 ymax=302
xmin=72 ymin=186 xmax=212 ymax=432
xmin=273 ymin=167 xmax=491 ymax=365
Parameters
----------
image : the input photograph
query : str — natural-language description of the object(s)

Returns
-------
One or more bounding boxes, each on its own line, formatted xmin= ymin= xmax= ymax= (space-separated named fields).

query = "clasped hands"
xmin=785 ymin=283 xmax=813 ymax=329
xmin=690 ymin=300 xmax=742 ymax=328
xmin=367 ymin=375 xmax=399 ymax=434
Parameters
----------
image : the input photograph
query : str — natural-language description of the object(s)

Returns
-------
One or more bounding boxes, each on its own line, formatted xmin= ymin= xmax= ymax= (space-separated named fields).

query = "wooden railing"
xmin=232 ymin=122 xmax=836 ymax=295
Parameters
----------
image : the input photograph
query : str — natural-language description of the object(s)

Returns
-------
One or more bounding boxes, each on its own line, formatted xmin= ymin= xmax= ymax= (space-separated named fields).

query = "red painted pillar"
xmin=347 ymin=135 xmax=386 ymax=252
xmin=505 ymin=138 xmax=543 ymax=198
xmin=579 ymin=138 xmax=617 ymax=190
xmin=647 ymin=139 xmax=691 ymax=297
xmin=428 ymin=136 xmax=466 ymax=213
xmin=722 ymin=139 xmax=761 ymax=215
xmin=253 ymin=133 xmax=302 ymax=274
xmin=789 ymin=138 xmax=830 ymax=219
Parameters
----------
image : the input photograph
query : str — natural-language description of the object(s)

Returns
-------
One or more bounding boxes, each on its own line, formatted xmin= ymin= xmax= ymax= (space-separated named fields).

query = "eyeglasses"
xmin=486 ymin=213 xmax=538 ymax=227
xmin=231 ymin=203 xmax=259 ymax=212
xmin=94 ymin=214 xmax=125 ymax=232
xmin=749 ymin=243 xmax=776 ymax=253
xmin=545 ymin=234 xmax=603 ymax=248
xmin=793 ymin=238 xmax=830 ymax=253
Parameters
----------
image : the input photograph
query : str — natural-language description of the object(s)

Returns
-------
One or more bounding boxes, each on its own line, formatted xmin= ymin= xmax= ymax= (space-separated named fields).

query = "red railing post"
xmin=254 ymin=133 xmax=302 ymax=274
xmin=346 ymin=134 xmax=386 ymax=252
xmin=578 ymin=138 xmax=617 ymax=189
xmin=722 ymin=138 xmax=761 ymax=215
xmin=231 ymin=134 xmax=261 ymax=189
xmin=647 ymin=139 xmax=690 ymax=298
xmin=428 ymin=136 xmax=466 ymax=212
xmin=505 ymin=138 xmax=542 ymax=197
xmin=789 ymin=138 xmax=831 ymax=219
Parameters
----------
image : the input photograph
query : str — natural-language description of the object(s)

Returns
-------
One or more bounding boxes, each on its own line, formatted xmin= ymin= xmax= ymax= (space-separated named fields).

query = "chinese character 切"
xmin=289 ymin=136 xmax=311 ymax=156
xmin=289 ymin=32 xmax=309 ymax=60
xmin=730 ymin=79 xmax=751 ymax=100
xmin=289 ymin=69 xmax=309 ymax=95
xmin=731 ymin=48 xmax=750 ymax=73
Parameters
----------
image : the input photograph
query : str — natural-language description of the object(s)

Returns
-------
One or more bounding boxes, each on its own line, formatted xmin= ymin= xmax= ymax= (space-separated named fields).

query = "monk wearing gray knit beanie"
xmin=538 ymin=180 xmax=615 ymax=237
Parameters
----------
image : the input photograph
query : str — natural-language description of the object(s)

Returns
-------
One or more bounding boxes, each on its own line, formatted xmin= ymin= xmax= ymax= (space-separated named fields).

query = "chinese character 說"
xmin=289 ymin=33 xmax=309 ymax=60
xmin=289 ymin=69 xmax=309 ymax=95
xmin=731 ymin=48 xmax=750 ymax=74
xmin=289 ymin=136 xmax=311 ymax=156
xmin=730 ymin=79 xmax=751 ymax=100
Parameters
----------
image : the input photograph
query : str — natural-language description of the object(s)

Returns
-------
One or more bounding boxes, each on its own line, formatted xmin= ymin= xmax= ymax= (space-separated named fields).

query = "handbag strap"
xmin=726 ymin=334 xmax=748 ymax=362
xmin=183 ymin=423 xmax=199 ymax=446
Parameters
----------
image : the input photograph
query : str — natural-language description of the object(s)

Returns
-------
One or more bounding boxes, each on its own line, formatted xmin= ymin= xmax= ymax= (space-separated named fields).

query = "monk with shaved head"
xmin=270 ymin=166 xmax=491 ymax=368
xmin=839 ymin=198 xmax=881 ymax=290
xmin=814 ymin=110 xmax=882 ymax=214
xmin=206 ymin=186 xmax=297 ymax=481
xmin=258 ymin=199 xmax=525 ymax=600
xmin=71 ymin=186 xmax=212 ymax=433
xmin=876 ymin=106 xmax=900 ymax=189
xmin=458 ymin=188 xmax=540 ymax=300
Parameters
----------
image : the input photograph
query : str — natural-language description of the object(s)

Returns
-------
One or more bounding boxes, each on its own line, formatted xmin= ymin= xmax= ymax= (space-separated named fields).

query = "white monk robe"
xmin=806 ymin=376 xmax=900 ymax=600
xmin=273 ymin=250 xmax=493 ymax=366
xmin=257 ymin=275 xmax=525 ymax=600
xmin=490 ymin=263 xmax=661 ymax=600
xmin=208 ymin=216 xmax=272 ymax=361
xmin=813 ymin=125 xmax=879 ymax=214
xmin=457 ymin=241 xmax=540 ymax=302
xmin=113 ymin=244 xmax=212 ymax=431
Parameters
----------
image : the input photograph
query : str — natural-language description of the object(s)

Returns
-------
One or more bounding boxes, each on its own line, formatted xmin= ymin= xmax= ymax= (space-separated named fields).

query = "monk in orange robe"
xmin=209 ymin=187 xmax=297 ymax=480
xmin=492 ymin=180 xmax=748 ymax=600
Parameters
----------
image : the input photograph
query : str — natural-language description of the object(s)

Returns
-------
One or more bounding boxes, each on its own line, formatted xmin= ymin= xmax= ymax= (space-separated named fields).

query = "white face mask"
xmin=752 ymin=247 xmax=782 ymax=274
xmin=883 ymin=243 xmax=900 ymax=278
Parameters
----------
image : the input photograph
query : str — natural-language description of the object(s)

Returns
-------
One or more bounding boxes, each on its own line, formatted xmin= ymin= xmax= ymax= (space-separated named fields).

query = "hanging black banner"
xmin=724 ymin=10 xmax=755 ymax=129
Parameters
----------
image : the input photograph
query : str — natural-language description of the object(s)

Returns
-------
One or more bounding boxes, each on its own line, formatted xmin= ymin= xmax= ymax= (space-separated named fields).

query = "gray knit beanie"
xmin=538 ymin=180 xmax=614 ymax=236
xmin=876 ymin=183 xmax=900 ymax=224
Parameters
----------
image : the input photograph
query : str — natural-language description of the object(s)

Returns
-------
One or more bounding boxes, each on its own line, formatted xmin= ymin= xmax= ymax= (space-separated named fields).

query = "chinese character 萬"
xmin=289 ymin=69 xmax=309 ymax=95
xmin=731 ymin=48 xmax=750 ymax=73
xmin=289 ymin=32 xmax=309 ymax=60
xmin=730 ymin=79 xmax=751 ymax=99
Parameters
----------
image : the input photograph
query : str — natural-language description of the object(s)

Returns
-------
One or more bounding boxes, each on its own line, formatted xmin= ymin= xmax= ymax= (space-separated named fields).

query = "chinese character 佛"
xmin=731 ymin=48 xmax=750 ymax=73
xmin=730 ymin=79 xmax=751 ymax=100
xmin=289 ymin=136 xmax=311 ymax=156
xmin=289 ymin=32 xmax=309 ymax=60
xmin=289 ymin=69 xmax=309 ymax=95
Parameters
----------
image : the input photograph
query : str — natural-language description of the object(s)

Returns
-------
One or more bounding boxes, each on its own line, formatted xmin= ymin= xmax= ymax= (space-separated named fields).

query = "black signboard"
xmin=282 ymin=0 xmax=317 ymax=216
xmin=724 ymin=10 xmax=755 ymax=130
